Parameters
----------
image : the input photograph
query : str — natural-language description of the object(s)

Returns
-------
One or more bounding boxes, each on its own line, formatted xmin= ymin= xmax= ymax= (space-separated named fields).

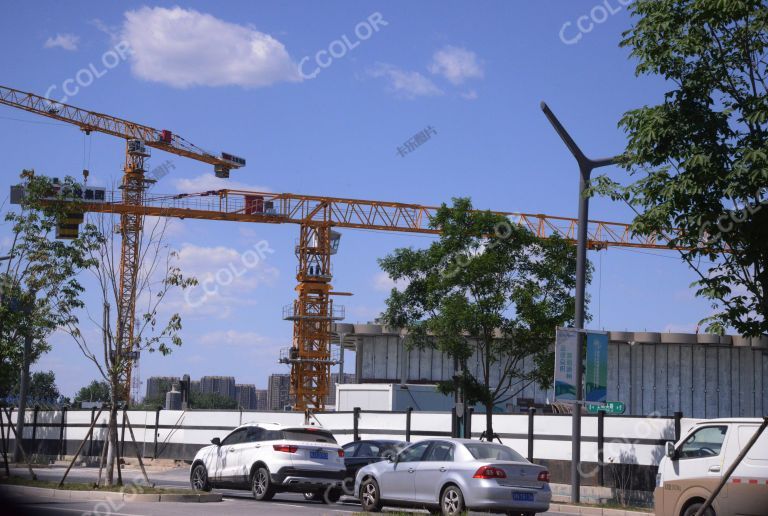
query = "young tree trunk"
xmin=105 ymin=390 xmax=119 ymax=485
xmin=485 ymin=402 xmax=494 ymax=440
xmin=483 ymin=337 xmax=494 ymax=440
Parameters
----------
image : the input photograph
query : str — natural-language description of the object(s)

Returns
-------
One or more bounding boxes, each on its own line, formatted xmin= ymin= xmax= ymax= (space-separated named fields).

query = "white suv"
xmin=190 ymin=422 xmax=346 ymax=502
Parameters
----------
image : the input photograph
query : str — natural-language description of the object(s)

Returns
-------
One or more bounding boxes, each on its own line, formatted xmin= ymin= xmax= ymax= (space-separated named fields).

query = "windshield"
xmin=282 ymin=428 xmax=337 ymax=443
xmin=463 ymin=442 xmax=526 ymax=462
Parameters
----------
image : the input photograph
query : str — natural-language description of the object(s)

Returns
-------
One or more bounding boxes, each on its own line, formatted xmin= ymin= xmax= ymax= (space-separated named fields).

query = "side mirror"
xmin=665 ymin=441 xmax=676 ymax=459
xmin=211 ymin=437 xmax=221 ymax=446
xmin=383 ymin=451 xmax=396 ymax=463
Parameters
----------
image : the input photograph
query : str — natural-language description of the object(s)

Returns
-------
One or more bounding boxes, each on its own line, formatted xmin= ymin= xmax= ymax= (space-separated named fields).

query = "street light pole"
xmin=540 ymin=102 xmax=618 ymax=504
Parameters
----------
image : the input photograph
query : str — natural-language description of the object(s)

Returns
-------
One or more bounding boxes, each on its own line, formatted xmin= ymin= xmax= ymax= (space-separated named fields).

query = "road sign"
xmin=586 ymin=401 xmax=626 ymax=415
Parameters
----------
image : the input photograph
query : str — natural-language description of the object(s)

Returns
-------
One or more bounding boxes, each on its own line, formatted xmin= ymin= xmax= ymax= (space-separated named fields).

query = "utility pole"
xmin=540 ymin=102 xmax=618 ymax=503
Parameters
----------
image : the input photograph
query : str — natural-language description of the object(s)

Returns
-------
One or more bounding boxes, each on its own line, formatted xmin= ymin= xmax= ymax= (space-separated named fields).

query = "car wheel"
xmin=325 ymin=487 xmax=341 ymax=503
xmin=190 ymin=464 xmax=211 ymax=492
xmin=683 ymin=503 xmax=715 ymax=516
xmin=251 ymin=466 xmax=276 ymax=501
xmin=360 ymin=478 xmax=382 ymax=512
xmin=441 ymin=485 xmax=465 ymax=516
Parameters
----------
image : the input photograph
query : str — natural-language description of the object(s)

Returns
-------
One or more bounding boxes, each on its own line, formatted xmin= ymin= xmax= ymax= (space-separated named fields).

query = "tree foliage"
xmin=379 ymin=198 xmax=579 ymax=436
xmin=592 ymin=0 xmax=768 ymax=335
xmin=73 ymin=380 xmax=111 ymax=405
xmin=0 ymin=172 xmax=100 ymax=397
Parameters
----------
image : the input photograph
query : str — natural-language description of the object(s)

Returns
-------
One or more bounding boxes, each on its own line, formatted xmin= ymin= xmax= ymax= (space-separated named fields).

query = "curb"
xmin=549 ymin=503 xmax=653 ymax=515
xmin=0 ymin=484 xmax=222 ymax=503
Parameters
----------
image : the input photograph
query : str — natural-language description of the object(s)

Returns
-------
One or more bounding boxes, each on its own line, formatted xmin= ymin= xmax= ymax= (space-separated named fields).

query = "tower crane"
xmin=2 ymin=85 xmax=681 ymax=411
xmin=1 ymin=85 xmax=245 ymax=401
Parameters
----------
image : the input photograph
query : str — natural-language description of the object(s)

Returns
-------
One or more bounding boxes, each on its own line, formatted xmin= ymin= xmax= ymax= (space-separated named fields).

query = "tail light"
xmin=537 ymin=471 xmax=550 ymax=482
xmin=273 ymin=444 xmax=298 ymax=453
xmin=338 ymin=449 xmax=345 ymax=457
xmin=473 ymin=466 xmax=507 ymax=479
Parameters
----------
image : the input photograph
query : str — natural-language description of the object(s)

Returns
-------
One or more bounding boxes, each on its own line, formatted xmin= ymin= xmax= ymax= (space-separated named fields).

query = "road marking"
xmin=25 ymin=505 xmax=144 ymax=516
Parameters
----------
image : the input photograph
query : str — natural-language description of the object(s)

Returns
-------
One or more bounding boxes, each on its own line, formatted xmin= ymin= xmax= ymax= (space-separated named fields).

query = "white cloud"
xmin=199 ymin=330 xmax=269 ymax=347
xmin=428 ymin=46 xmax=484 ymax=85
xmin=373 ymin=271 xmax=409 ymax=292
xmin=461 ymin=89 xmax=478 ymax=100
xmin=168 ymin=243 xmax=279 ymax=318
xmin=172 ymin=174 xmax=271 ymax=193
xmin=368 ymin=63 xmax=443 ymax=99
xmin=44 ymin=33 xmax=79 ymax=51
xmin=121 ymin=6 xmax=301 ymax=88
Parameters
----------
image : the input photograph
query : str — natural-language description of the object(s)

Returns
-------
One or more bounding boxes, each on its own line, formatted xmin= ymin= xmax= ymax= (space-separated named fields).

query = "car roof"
xmin=235 ymin=422 xmax=331 ymax=431
xmin=692 ymin=418 xmax=765 ymax=425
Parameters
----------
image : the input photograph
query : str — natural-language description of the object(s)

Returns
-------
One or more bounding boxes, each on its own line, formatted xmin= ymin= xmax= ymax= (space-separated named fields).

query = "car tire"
xmin=360 ymin=478 xmax=382 ymax=512
xmin=683 ymin=503 xmax=715 ymax=516
xmin=189 ymin=464 xmax=211 ymax=492
xmin=251 ymin=466 xmax=276 ymax=501
xmin=441 ymin=485 xmax=465 ymax=516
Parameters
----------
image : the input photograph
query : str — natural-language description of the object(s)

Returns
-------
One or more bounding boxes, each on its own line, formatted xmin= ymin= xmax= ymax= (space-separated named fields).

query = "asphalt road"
xmin=5 ymin=466 xmax=578 ymax=516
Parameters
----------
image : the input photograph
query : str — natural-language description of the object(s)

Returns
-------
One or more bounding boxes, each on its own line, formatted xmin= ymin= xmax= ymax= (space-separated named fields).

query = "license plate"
xmin=512 ymin=492 xmax=534 ymax=502
xmin=310 ymin=450 xmax=329 ymax=460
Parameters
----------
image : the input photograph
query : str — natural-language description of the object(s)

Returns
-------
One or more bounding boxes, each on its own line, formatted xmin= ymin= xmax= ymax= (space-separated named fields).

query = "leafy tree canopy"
xmin=592 ymin=0 xmax=768 ymax=335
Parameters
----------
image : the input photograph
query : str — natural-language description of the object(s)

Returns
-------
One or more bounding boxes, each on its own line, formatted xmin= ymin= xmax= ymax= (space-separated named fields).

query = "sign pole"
xmin=541 ymin=102 xmax=618 ymax=503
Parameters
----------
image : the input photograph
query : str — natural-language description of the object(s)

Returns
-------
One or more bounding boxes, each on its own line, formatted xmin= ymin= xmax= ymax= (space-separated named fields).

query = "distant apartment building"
xmin=267 ymin=374 xmax=293 ymax=410
xmin=145 ymin=376 xmax=179 ymax=401
xmin=235 ymin=384 xmax=257 ymax=410
xmin=254 ymin=389 xmax=268 ymax=411
xmin=200 ymin=376 xmax=236 ymax=399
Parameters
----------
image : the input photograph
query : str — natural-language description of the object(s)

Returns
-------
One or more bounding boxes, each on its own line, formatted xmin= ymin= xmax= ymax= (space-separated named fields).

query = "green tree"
xmin=1 ymin=171 xmax=100 ymax=457
xmin=592 ymin=0 xmax=768 ymax=336
xmin=189 ymin=391 xmax=238 ymax=410
xmin=12 ymin=370 xmax=60 ymax=402
xmin=379 ymin=198 xmax=579 ymax=438
xmin=64 ymin=212 xmax=196 ymax=486
xmin=73 ymin=380 xmax=111 ymax=405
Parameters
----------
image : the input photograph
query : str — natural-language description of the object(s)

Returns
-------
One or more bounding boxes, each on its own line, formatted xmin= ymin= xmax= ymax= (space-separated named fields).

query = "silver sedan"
xmin=354 ymin=438 xmax=551 ymax=516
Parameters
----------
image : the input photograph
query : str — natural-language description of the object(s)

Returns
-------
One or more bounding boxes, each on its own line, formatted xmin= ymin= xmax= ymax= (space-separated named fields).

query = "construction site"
xmin=2 ymin=4 xmax=767 ymax=516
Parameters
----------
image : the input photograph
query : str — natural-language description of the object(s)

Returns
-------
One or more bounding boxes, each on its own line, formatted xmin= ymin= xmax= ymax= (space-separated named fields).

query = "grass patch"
xmin=0 ymin=475 xmax=191 ymax=494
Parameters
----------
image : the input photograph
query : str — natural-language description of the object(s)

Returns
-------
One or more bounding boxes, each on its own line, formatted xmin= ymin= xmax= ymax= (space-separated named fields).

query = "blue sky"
xmin=0 ymin=1 xmax=714 ymax=398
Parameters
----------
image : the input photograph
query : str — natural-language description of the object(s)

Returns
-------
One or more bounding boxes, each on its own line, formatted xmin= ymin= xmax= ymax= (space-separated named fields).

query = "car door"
xmin=413 ymin=441 xmax=454 ymax=504
xmin=217 ymin=428 xmax=248 ymax=484
xmin=378 ymin=441 xmax=430 ymax=502
xmin=233 ymin=426 xmax=267 ymax=486
xmin=663 ymin=425 xmax=728 ymax=513
xmin=723 ymin=423 xmax=768 ymax=516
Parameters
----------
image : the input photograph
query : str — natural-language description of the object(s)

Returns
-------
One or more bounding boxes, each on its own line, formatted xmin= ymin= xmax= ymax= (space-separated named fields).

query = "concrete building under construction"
xmin=332 ymin=323 xmax=768 ymax=418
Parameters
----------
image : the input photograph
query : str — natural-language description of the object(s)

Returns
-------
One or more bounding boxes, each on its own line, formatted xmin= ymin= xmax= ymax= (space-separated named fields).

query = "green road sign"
xmin=586 ymin=401 xmax=626 ymax=415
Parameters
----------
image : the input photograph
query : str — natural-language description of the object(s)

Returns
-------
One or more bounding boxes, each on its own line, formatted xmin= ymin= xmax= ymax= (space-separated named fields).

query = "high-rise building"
xmin=235 ymin=384 xmax=257 ymax=410
xmin=254 ymin=389 xmax=268 ymax=411
xmin=267 ymin=374 xmax=293 ymax=410
xmin=145 ymin=376 xmax=179 ymax=401
xmin=200 ymin=376 xmax=236 ymax=399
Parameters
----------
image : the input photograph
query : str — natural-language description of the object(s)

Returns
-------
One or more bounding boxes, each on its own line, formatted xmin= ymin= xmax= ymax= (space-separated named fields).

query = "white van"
xmin=655 ymin=418 xmax=768 ymax=516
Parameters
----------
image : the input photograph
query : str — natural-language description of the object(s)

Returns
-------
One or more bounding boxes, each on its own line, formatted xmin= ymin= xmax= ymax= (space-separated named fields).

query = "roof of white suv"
xmin=235 ymin=421 xmax=329 ymax=431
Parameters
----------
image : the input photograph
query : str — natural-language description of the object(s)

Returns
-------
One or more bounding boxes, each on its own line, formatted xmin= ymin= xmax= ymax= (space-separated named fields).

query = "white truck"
xmin=655 ymin=418 xmax=768 ymax=516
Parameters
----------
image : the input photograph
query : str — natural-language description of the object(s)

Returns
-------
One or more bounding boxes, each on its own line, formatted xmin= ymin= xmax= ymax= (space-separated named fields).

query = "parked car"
xmin=190 ymin=422 xmax=346 ymax=503
xmin=655 ymin=418 xmax=768 ymax=516
xmin=354 ymin=438 xmax=551 ymax=516
xmin=343 ymin=439 xmax=408 ymax=477
xmin=305 ymin=439 xmax=408 ymax=501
